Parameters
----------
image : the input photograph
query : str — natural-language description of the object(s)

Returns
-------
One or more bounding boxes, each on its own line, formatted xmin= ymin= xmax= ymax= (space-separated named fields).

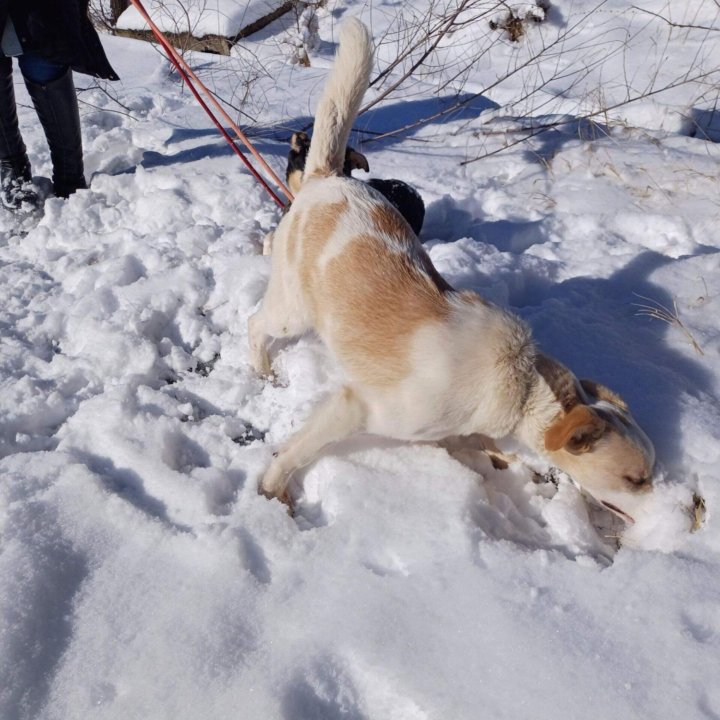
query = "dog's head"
xmin=286 ymin=131 xmax=369 ymax=194
xmin=537 ymin=356 xmax=655 ymax=523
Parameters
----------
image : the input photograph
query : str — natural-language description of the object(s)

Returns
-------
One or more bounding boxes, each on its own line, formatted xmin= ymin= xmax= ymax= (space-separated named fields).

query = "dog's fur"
xmin=286 ymin=130 xmax=426 ymax=236
xmin=249 ymin=18 xmax=655 ymax=522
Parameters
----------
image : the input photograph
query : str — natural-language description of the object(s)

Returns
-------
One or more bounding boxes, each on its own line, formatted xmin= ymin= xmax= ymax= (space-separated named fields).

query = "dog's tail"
xmin=304 ymin=18 xmax=372 ymax=180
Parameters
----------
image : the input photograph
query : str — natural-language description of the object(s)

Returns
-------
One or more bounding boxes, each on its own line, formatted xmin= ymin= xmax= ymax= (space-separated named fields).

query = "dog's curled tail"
xmin=304 ymin=18 xmax=372 ymax=180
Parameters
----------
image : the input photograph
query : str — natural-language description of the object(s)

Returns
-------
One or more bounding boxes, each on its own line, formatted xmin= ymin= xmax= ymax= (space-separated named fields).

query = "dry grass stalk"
xmin=632 ymin=293 xmax=704 ymax=356
xmin=691 ymin=493 xmax=706 ymax=532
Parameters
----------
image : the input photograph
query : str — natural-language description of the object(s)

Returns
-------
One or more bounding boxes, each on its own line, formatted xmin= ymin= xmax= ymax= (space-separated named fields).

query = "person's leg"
xmin=0 ymin=55 xmax=39 ymax=210
xmin=17 ymin=52 xmax=66 ymax=85
xmin=0 ymin=56 xmax=26 ymax=160
xmin=20 ymin=53 xmax=87 ymax=198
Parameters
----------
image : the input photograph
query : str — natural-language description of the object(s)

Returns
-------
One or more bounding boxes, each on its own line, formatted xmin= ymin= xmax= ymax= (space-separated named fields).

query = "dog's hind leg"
xmin=260 ymin=386 xmax=366 ymax=506
xmin=248 ymin=308 xmax=274 ymax=377
xmin=262 ymin=229 xmax=275 ymax=256
xmin=248 ymin=262 xmax=310 ymax=377
xmin=248 ymin=302 xmax=309 ymax=378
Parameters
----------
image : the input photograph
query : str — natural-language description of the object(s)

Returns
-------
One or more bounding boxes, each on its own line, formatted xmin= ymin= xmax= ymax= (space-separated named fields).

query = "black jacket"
xmin=1 ymin=0 xmax=118 ymax=80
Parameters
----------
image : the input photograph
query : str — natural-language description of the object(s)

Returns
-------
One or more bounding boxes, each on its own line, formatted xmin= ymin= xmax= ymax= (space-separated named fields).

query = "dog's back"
xmin=295 ymin=180 xmax=446 ymax=383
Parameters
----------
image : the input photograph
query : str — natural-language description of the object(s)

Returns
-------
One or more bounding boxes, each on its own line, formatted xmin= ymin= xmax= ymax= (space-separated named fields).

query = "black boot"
xmin=1 ymin=155 xmax=41 ymax=211
xmin=0 ymin=57 xmax=40 ymax=211
xmin=25 ymin=68 xmax=87 ymax=198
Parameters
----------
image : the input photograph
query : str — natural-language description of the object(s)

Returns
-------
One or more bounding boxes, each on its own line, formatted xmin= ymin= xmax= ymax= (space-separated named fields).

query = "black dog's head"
xmin=286 ymin=131 xmax=369 ymax=194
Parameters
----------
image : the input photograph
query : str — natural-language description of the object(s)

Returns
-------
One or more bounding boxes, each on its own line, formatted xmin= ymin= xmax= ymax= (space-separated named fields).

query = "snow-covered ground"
xmin=2 ymin=2 xmax=720 ymax=718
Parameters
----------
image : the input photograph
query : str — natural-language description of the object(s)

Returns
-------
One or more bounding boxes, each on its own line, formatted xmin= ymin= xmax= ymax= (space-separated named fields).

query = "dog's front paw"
xmin=259 ymin=484 xmax=294 ymax=513
xmin=249 ymin=352 xmax=273 ymax=379
xmin=259 ymin=460 xmax=293 ymax=512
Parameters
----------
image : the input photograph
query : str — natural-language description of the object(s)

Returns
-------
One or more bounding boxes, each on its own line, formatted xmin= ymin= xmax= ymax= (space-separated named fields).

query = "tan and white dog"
xmin=249 ymin=18 xmax=655 ymax=522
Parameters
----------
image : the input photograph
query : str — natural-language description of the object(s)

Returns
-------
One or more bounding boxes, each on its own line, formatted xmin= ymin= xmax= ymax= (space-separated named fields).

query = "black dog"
xmin=286 ymin=131 xmax=425 ymax=236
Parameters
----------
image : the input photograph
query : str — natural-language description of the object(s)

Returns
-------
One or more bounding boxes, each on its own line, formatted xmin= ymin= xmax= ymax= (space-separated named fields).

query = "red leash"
xmin=128 ymin=0 xmax=293 ymax=208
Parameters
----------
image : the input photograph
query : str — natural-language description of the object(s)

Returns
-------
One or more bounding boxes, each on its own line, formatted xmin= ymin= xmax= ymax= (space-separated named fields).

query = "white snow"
xmin=2 ymin=1 xmax=720 ymax=718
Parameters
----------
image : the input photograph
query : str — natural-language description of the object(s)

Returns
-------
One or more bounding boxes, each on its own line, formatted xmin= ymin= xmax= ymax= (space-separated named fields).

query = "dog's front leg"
xmin=438 ymin=433 xmax=518 ymax=471
xmin=261 ymin=386 xmax=367 ymax=506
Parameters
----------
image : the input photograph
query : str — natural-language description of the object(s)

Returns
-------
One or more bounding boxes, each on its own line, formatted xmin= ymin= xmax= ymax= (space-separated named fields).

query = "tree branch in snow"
xmin=630 ymin=5 xmax=719 ymax=32
xmin=348 ymin=0 xmax=720 ymax=166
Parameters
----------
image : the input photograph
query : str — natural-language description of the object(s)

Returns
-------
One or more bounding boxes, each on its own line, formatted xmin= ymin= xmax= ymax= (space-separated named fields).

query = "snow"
xmin=2 ymin=1 xmax=720 ymax=718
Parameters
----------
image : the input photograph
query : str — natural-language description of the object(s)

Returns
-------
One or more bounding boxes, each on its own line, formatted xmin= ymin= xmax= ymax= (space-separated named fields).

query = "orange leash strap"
xmin=128 ymin=0 xmax=293 ymax=208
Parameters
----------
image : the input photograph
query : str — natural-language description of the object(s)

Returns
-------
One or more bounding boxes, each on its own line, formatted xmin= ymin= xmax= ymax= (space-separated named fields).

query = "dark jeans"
xmin=0 ymin=51 xmax=70 ymax=160
xmin=3 ymin=51 xmax=69 ymax=84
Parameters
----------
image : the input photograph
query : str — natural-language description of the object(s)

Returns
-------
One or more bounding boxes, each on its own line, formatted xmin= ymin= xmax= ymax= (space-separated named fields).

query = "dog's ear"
xmin=545 ymin=405 xmax=607 ymax=454
xmin=290 ymin=131 xmax=310 ymax=153
xmin=347 ymin=148 xmax=369 ymax=172
xmin=579 ymin=379 xmax=629 ymax=411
